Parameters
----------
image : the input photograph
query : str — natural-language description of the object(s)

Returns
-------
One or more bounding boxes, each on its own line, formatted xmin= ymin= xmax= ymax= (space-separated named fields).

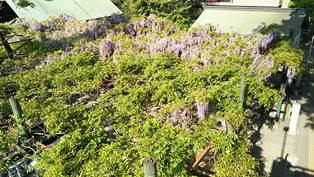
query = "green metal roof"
xmin=5 ymin=0 xmax=122 ymax=21
xmin=192 ymin=6 xmax=307 ymax=38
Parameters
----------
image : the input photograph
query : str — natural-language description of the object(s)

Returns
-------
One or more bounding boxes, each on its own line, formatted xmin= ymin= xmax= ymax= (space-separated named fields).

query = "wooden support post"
xmin=8 ymin=126 xmax=52 ymax=152
xmin=144 ymin=157 xmax=157 ymax=177
xmin=276 ymin=83 xmax=285 ymax=121
xmin=240 ymin=74 xmax=246 ymax=107
xmin=35 ymin=141 xmax=52 ymax=152
xmin=188 ymin=142 xmax=212 ymax=173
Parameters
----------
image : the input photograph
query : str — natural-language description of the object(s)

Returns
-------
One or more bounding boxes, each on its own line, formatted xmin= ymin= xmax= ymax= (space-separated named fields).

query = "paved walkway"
xmin=254 ymin=22 xmax=314 ymax=177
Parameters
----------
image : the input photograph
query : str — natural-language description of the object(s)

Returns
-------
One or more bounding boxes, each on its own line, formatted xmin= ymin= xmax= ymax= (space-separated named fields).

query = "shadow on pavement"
xmin=300 ymin=69 xmax=314 ymax=131
xmin=270 ymin=156 xmax=290 ymax=177
xmin=247 ymin=103 xmax=276 ymax=176
xmin=297 ymin=19 xmax=314 ymax=132
xmin=270 ymin=156 xmax=314 ymax=177
xmin=295 ymin=167 xmax=314 ymax=177
xmin=268 ymin=126 xmax=314 ymax=177
xmin=248 ymin=103 xmax=289 ymax=176
xmin=248 ymin=14 xmax=314 ymax=177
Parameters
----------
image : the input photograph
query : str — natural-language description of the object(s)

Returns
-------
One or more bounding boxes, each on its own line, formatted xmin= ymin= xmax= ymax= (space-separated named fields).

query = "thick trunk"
xmin=0 ymin=31 xmax=13 ymax=59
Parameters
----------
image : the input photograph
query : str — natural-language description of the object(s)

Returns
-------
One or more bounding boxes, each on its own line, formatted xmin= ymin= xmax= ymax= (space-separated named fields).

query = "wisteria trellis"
xmin=12 ymin=14 xmax=299 ymax=123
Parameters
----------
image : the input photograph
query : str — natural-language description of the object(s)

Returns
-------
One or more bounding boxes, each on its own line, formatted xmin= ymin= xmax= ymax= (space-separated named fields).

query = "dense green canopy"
xmin=0 ymin=15 xmax=303 ymax=176
xmin=289 ymin=0 xmax=314 ymax=18
xmin=112 ymin=0 xmax=202 ymax=29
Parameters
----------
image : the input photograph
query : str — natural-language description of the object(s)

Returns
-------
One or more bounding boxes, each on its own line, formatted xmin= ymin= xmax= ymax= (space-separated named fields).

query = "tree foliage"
xmin=289 ymin=0 xmax=314 ymax=8
xmin=289 ymin=0 xmax=314 ymax=18
xmin=113 ymin=0 xmax=202 ymax=29
xmin=12 ymin=0 xmax=34 ymax=7
xmin=0 ymin=15 xmax=304 ymax=176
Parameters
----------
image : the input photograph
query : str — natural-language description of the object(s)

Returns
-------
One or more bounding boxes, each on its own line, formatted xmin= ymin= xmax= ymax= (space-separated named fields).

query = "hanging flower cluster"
xmin=11 ymin=14 xmax=285 ymax=81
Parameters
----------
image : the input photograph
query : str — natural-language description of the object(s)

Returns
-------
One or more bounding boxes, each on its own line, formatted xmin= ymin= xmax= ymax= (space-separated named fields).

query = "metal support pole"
xmin=276 ymin=98 xmax=283 ymax=121
xmin=306 ymin=35 xmax=314 ymax=71
xmin=144 ymin=157 xmax=157 ymax=177
xmin=9 ymin=97 xmax=30 ymax=139
xmin=9 ymin=97 xmax=22 ymax=118
xmin=240 ymin=74 xmax=245 ymax=107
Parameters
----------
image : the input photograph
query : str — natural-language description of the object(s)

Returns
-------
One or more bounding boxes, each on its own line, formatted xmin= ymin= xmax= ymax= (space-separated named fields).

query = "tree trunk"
xmin=0 ymin=31 xmax=14 ymax=59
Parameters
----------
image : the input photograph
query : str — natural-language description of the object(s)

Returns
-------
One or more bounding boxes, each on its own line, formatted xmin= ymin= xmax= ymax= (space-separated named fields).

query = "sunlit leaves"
xmin=210 ymin=133 xmax=257 ymax=177
xmin=0 ymin=14 xmax=304 ymax=177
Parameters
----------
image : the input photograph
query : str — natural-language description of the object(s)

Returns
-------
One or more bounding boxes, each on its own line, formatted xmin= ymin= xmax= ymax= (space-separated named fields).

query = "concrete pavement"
xmin=252 ymin=21 xmax=314 ymax=177
xmin=294 ymin=58 xmax=314 ymax=177
xmin=253 ymin=61 xmax=314 ymax=177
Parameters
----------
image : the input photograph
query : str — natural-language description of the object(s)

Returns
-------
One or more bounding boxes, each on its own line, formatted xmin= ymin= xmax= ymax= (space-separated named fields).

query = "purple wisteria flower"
xmin=286 ymin=67 xmax=296 ymax=85
xmin=228 ymin=37 xmax=235 ymax=44
xmin=109 ymin=14 xmax=125 ymax=24
xmin=30 ymin=22 xmax=46 ymax=32
xmin=240 ymin=49 xmax=246 ymax=57
xmin=254 ymin=34 xmax=263 ymax=46
xmin=180 ymin=110 xmax=189 ymax=119
xmin=158 ymin=38 xmax=170 ymax=48
xmin=197 ymin=37 xmax=206 ymax=45
xmin=15 ymin=18 xmax=28 ymax=29
xmin=193 ymin=67 xmax=201 ymax=73
xmin=170 ymin=44 xmax=186 ymax=56
xmin=60 ymin=14 xmax=76 ymax=23
xmin=169 ymin=109 xmax=195 ymax=126
xmin=253 ymin=56 xmax=260 ymax=64
xmin=216 ymin=27 xmax=223 ymax=35
xmin=265 ymin=57 xmax=274 ymax=68
xmin=235 ymin=47 xmax=241 ymax=55
xmin=135 ymin=20 xmax=147 ymax=29
xmin=126 ymin=24 xmax=136 ymax=36
xmin=251 ymin=48 xmax=260 ymax=56
xmin=196 ymin=102 xmax=208 ymax=120
xmin=100 ymin=39 xmax=114 ymax=60
xmin=181 ymin=46 xmax=201 ymax=60
xmin=181 ymin=51 xmax=192 ymax=60
xmin=170 ymin=110 xmax=180 ymax=125
xmin=203 ymin=59 xmax=210 ymax=66
xmin=195 ymin=26 xmax=210 ymax=37
xmin=261 ymin=32 xmax=277 ymax=50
